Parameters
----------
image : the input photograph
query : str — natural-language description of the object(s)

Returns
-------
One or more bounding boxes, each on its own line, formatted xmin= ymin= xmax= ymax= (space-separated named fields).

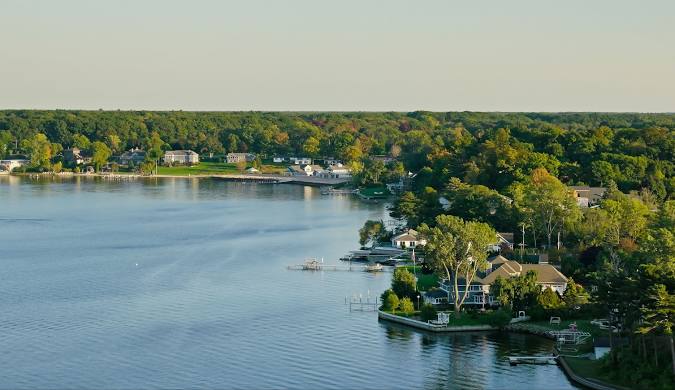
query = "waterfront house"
xmin=163 ymin=150 xmax=199 ymax=165
xmin=289 ymin=157 xmax=312 ymax=165
xmin=570 ymin=186 xmax=606 ymax=208
xmin=226 ymin=153 xmax=256 ymax=163
xmin=272 ymin=156 xmax=285 ymax=163
xmin=0 ymin=158 xmax=29 ymax=172
xmin=436 ymin=256 xmax=569 ymax=306
xmin=423 ymin=289 xmax=449 ymax=305
xmin=119 ymin=148 xmax=146 ymax=166
xmin=288 ymin=164 xmax=315 ymax=176
xmin=63 ymin=147 xmax=87 ymax=165
xmin=391 ymin=229 xmax=427 ymax=249
xmin=324 ymin=164 xmax=351 ymax=179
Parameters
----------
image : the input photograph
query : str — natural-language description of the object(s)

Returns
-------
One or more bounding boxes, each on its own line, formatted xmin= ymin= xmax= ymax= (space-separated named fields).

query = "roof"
xmin=489 ymin=255 xmax=510 ymax=265
xmin=392 ymin=229 xmax=420 ymax=242
xmin=569 ymin=186 xmax=607 ymax=202
xmin=497 ymin=232 xmax=514 ymax=243
xmin=165 ymin=150 xmax=197 ymax=155
xmin=424 ymin=290 xmax=448 ymax=298
xmin=480 ymin=260 xmax=568 ymax=285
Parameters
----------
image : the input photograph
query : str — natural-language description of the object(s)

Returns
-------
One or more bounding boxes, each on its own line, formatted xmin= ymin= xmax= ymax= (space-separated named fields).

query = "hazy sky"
xmin=2 ymin=0 xmax=674 ymax=111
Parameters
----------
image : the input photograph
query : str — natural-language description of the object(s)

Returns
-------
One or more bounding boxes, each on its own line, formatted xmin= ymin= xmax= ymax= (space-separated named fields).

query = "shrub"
xmin=381 ymin=289 xmax=399 ymax=311
xmin=420 ymin=303 xmax=438 ymax=322
xmin=485 ymin=308 xmax=512 ymax=328
xmin=399 ymin=297 xmax=415 ymax=314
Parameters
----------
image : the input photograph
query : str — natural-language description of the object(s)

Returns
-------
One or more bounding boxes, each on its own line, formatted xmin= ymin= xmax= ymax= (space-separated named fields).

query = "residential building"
xmin=226 ymin=153 xmax=256 ymax=163
xmin=0 ymin=159 xmax=29 ymax=172
xmin=289 ymin=157 xmax=312 ymax=165
xmin=570 ymin=186 xmax=606 ymax=208
xmin=272 ymin=156 xmax=285 ymax=163
xmin=423 ymin=289 xmax=449 ymax=305
xmin=436 ymin=256 xmax=569 ymax=306
xmin=163 ymin=150 xmax=199 ymax=165
xmin=391 ymin=229 xmax=427 ymax=248
xmin=119 ymin=148 xmax=146 ymax=166
xmin=63 ymin=147 xmax=86 ymax=165
xmin=490 ymin=232 xmax=515 ymax=252
xmin=318 ymin=164 xmax=351 ymax=179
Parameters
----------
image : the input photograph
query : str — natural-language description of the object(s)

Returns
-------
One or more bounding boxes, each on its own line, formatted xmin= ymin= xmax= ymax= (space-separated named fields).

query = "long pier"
xmin=211 ymin=174 xmax=350 ymax=186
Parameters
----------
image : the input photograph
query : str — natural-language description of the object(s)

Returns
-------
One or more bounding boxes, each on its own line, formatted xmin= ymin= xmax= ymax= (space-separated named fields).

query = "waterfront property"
xmin=391 ymin=229 xmax=427 ymax=248
xmin=287 ymin=164 xmax=320 ymax=176
xmin=63 ymin=147 xmax=89 ymax=165
xmin=317 ymin=163 xmax=352 ymax=179
xmin=436 ymin=256 xmax=569 ymax=306
xmin=226 ymin=152 xmax=256 ymax=163
xmin=0 ymin=158 xmax=29 ymax=172
xmin=288 ymin=157 xmax=312 ymax=165
xmin=118 ymin=148 xmax=146 ymax=166
xmin=163 ymin=150 xmax=199 ymax=165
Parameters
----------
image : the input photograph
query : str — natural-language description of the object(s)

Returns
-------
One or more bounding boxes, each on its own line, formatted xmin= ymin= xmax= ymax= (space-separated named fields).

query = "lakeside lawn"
xmin=156 ymin=162 xmax=285 ymax=176
xmin=383 ymin=309 xmax=492 ymax=327
xmin=510 ymin=318 xmax=608 ymax=338
xmin=564 ymin=357 xmax=630 ymax=389
xmin=399 ymin=265 xmax=439 ymax=291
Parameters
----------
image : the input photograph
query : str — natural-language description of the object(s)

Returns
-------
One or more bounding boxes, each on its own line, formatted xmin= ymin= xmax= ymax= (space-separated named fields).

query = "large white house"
xmin=391 ymin=229 xmax=427 ymax=248
xmin=433 ymin=255 xmax=569 ymax=306
xmin=164 ymin=150 xmax=199 ymax=165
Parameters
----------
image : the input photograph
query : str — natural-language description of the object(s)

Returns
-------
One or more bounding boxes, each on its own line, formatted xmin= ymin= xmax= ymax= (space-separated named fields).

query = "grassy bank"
xmin=563 ymin=357 xmax=632 ymax=390
xmin=156 ymin=162 xmax=285 ymax=176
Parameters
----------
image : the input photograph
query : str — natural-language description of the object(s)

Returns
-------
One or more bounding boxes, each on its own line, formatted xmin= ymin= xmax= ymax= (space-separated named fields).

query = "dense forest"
xmin=1 ymin=110 xmax=674 ymax=199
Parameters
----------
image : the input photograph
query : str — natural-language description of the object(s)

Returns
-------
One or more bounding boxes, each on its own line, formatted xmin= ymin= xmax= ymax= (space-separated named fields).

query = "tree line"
xmin=0 ymin=111 xmax=673 ymax=199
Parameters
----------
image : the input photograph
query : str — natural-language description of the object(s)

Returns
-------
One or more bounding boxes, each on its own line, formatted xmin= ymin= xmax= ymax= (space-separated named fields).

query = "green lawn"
xmin=156 ymin=162 xmax=284 ymax=176
xmin=564 ymin=357 xmax=630 ymax=389
xmin=399 ymin=265 xmax=439 ymax=291
xmin=514 ymin=319 xmax=607 ymax=338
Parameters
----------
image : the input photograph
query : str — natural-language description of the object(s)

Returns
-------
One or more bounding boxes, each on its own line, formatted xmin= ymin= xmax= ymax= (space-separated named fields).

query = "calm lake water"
xmin=0 ymin=176 xmax=578 ymax=389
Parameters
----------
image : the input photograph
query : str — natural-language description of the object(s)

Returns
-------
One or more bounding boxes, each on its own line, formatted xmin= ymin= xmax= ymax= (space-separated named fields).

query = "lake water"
xmin=0 ymin=176 xmax=578 ymax=389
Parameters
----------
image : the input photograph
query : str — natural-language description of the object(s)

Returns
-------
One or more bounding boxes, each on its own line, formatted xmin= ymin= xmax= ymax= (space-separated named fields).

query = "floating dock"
xmin=508 ymin=355 xmax=558 ymax=366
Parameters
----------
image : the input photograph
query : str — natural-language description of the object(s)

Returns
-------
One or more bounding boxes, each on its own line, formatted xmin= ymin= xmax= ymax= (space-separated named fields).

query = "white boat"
xmin=364 ymin=263 xmax=384 ymax=272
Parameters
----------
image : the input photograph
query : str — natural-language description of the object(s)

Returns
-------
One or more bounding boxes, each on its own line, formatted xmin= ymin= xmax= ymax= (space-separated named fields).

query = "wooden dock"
xmin=508 ymin=355 xmax=558 ymax=365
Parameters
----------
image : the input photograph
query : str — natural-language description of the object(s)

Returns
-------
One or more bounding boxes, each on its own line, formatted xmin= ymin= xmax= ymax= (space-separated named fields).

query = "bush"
xmin=381 ymin=289 xmax=399 ymax=311
xmin=399 ymin=297 xmax=415 ymax=314
xmin=420 ymin=303 xmax=438 ymax=322
xmin=485 ymin=309 xmax=512 ymax=328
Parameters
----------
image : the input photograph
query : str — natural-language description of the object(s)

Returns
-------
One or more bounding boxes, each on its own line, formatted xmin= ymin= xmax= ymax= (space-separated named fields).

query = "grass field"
xmin=156 ymin=162 xmax=285 ymax=176
xmin=399 ymin=265 xmax=439 ymax=291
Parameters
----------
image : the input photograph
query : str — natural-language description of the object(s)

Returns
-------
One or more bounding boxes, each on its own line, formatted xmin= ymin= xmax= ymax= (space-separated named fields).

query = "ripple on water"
xmin=0 ymin=179 xmax=579 ymax=389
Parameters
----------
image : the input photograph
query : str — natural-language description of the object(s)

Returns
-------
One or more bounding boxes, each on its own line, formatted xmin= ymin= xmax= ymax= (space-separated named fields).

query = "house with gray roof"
xmin=435 ymin=255 xmax=569 ymax=307
xmin=164 ymin=150 xmax=199 ymax=165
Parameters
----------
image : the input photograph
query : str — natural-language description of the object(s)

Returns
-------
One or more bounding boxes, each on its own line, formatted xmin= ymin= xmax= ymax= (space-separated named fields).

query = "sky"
xmin=1 ymin=0 xmax=674 ymax=112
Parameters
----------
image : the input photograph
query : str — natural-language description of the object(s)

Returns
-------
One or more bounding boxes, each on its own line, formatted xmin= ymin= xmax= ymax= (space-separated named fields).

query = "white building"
xmin=289 ymin=157 xmax=312 ymax=165
xmin=0 ymin=159 xmax=29 ymax=172
xmin=272 ymin=157 xmax=285 ymax=163
xmin=391 ymin=229 xmax=427 ymax=248
xmin=163 ymin=150 xmax=199 ymax=165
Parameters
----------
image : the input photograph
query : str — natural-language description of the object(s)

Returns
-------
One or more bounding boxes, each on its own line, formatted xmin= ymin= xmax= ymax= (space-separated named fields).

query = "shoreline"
xmin=379 ymin=310 xmax=627 ymax=390
xmin=4 ymin=172 xmax=351 ymax=187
